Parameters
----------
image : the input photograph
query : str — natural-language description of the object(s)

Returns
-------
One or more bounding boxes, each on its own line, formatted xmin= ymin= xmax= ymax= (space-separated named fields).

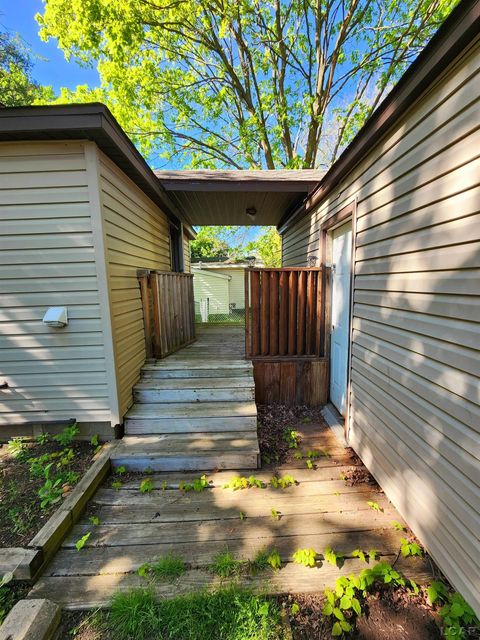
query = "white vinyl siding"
xmin=0 ymin=141 xmax=111 ymax=426
xmin=281 ymin=38 xmax=480 ymax=615
xmin=97 ymin=151 xmax=171 ymax=419
xmin=192 ymin=269 xmax=230 ymax=315
xmin=217 ymin=269 xmax=245 ymax=309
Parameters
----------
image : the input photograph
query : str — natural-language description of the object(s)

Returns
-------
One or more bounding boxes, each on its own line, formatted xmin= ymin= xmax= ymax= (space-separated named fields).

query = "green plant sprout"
xmin=292 ymin=548 xmax=317 ymax=567
xmin=139 ymin=478 xmax=154 ymax=493
xmin=75 ymin=532 xmax=91 ymax=551
xmin=269 ymin=475 xmax=296 ymax=489
xmin=111 ymin=480 xmax=123 ymax=490
xmin=222 ymin=476 xmax=265 ymax=490
xmin=282 ymin=429 xmax=299 ymax=449
xmin=89 ymin=515 xmax=100 ymax=526
xmin=324 ymin=547 xmax=344 ymax=567
xmin=367 ymin=501 xmax=383 ymax=512
xmin=271 ymin=508 xmax=281 ymax=521
xmin=400 ymin=537 xmax=423 ymax=557
xmin=179 ymin=475 xmax=210 ymax=492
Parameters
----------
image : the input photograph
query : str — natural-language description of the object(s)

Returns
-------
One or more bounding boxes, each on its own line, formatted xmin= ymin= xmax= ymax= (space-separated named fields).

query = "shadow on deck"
xmin=29 ymin=416 xmax=432 ymax=609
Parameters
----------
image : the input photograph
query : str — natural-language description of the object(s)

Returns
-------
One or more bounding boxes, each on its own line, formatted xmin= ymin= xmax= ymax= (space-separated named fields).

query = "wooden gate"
xmin=139 ymin=271 xmax=195 ymax=359
xmin=244 ymin=267 xmax=328 ymax=406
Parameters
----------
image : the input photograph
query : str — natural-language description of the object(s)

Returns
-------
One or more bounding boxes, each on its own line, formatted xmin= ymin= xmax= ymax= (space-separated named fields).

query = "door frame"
xmin=320 ymin=199 xmax=357 ymax=440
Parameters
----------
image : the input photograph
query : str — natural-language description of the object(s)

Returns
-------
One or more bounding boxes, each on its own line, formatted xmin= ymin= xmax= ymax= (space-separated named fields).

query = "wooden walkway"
xmin=30 ymin=419 xmax=431 ymax=609
xmin=114 ymin=325 xmax=259 ymax=471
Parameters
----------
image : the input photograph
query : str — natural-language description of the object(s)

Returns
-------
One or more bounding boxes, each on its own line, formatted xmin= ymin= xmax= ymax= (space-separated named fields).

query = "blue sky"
xmin=1 ymin=0 xmax=99 ymax=91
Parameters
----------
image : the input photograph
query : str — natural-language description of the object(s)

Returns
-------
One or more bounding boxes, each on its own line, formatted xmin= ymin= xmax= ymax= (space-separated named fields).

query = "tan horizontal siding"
xmin=98 ymin=150 xmax=171 ymax=419
xmin=183 ymin=231 xmax=191 ymax=272
xmin=280 ymin=38 xmax=480 ymax=614
xmin=0 ymin=141 xmax=111 ymax=428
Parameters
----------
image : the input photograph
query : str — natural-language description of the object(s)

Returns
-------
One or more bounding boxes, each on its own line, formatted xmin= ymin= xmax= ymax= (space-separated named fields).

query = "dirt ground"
xmin=0 ymin=439 xmax=94 ymax=547
xmin=284 ymin=588 xmax=443 ymax=640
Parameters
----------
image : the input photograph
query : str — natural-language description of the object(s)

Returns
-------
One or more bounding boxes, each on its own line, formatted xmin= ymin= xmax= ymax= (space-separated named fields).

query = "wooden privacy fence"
xmin=138 ymin=271 xmax=195 ymax=359
xmin=245 ymin=267 xmax=325 ymax=358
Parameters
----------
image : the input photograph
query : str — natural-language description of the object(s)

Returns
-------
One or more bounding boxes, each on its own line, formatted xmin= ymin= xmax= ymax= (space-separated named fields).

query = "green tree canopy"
xmin=0 ymin=29 xmax=51 ymax=106
xmin=191 ymin=226 xmax=281 ymax=266
xmin=38 ymin=0 xmax=457 ymax=168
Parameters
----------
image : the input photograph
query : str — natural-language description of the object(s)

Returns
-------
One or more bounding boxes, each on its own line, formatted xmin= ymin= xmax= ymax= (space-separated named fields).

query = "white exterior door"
xmin=329 ymin=221 xmax=352 ymax=416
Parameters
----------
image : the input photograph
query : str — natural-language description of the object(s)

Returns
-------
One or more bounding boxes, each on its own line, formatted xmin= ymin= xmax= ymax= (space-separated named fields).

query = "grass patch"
xmin=210 ymin=550 xmax=243 ymax=577
xmin=106 ymin=586 xmax=284 ymax=640
xmin=138 ymin=553 xmax=186 ymax=581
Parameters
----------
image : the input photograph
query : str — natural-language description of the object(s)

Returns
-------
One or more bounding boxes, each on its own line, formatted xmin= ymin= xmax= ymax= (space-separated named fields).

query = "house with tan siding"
xmin=279 ymin=0 xmax=480 ymax=614
xmin=0 ymin=108 xmax=194 ymax=437
xmin=0 ymin=0 xmax=478 ymax=616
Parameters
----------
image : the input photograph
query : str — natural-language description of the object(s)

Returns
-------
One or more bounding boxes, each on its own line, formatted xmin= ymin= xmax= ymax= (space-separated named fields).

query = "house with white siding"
xmin=0 ymin=0 xmax=478 ymax=615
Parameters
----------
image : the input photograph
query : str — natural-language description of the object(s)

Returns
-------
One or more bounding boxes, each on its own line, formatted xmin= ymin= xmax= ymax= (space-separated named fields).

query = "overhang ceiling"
xmin=154 ymin=170 xmax=324 ymax=226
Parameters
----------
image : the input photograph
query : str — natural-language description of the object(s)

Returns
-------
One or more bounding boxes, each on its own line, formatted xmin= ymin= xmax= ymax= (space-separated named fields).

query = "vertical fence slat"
xmin=297 ymin=271 xmax=307 ymax=355
xmin=315 ymin=268 xmax=323 ymax=356
xmin=287 ymin=271 xmax=298 ymax=355
xmin=260 ymin=271 xmax=270 ymax=355
xmin=305 ymin=271 xmax=315 ymax=354
xmin=251 ymin=270 xmax=261 ymax=356
xmin=269 ymin=272 xmax=279 ymax=356
xmin=245 ymin=270 xmax=251 ymax=357
xmin=278 ymin=271 xmax=288 ymax=356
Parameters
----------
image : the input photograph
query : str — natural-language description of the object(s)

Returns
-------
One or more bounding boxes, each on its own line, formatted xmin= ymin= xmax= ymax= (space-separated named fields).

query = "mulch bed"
xmin=54 ymin=611 xmax=106 ymax=640
xmin=257 ymin=404 xmax=328 ymax=464
xmin=0 ymin=439 xmax=94 ymax=547
xmin=284 ymin=588 xmax=443 ymax=640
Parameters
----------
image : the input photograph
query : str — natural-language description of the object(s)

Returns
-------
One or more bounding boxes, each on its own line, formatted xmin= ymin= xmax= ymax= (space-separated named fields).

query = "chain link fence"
xmin=194 ymin=299 xmax=245 ymax=325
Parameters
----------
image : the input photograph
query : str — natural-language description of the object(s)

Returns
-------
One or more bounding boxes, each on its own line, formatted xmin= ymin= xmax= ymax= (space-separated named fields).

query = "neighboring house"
xmin=192 ymin=267 xmax=231 ymax=318
xmin=279 ymin=2 xmax=480 ymax=613
xmin=0 ymin=0 xmax=478 ymax=615
xmin=192 ymin=261 xmax=261 ymax=318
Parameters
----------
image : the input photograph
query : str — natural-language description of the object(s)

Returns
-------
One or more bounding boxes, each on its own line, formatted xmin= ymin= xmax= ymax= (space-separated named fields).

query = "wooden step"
xmin=111 ymin=434 xmax=260 ymax=472
xmin=141 ymin=361 xmax=252 ymax=379
xmin=134 ymin=378 xmax=254 ymax=403
xmin=125 ymin=401 xmax=257 ymax=435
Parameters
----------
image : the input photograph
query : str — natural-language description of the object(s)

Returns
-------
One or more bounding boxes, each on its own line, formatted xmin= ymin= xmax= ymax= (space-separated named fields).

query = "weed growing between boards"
xmin=0 ymin=425 xmax=97 ymax=547
xmin=57 ymin=587 xmax=286 ymax=640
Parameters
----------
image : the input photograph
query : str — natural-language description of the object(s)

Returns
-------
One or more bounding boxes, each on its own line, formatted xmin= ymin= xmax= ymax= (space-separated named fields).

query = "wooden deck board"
xmin=30 ymin=556 xmax=432 ymax=610
xmin=28 ymin=328 xmax=430 ymax=608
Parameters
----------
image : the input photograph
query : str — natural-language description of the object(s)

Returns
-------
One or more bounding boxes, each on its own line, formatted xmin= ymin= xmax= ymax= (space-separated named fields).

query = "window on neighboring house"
xmin=170 ymin=223 xmax=184 ymax=272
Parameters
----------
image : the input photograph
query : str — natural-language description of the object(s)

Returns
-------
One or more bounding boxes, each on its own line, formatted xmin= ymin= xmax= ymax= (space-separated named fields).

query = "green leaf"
xmin=367 ymin=501 xmax=382 ymax=512
xmin=75 ymin=532 xmax=91 ymax=551
xmin=333 ymin=607 xmax=344 ymax=621
xmin=351 ymin=597 xmax=362 ymax=616
xmin=140 ymin=478 xmax=154 ymax=493
xmin=111 ymin=480 xmax=123 ymax=490
xmin=332 ymin=621 xmax=343 ymax=636
xmin=340 ymin=595 xmax=351 ymax=610
xmin=116 ymin=465 xmax=126 ymax=475
xmin=290 ymin=602 xmax=300 ymax=616
xmin=89 ymin=516 xmax=100 ymax=526
xmin=322 ymin=603 xmax=334 ymax=616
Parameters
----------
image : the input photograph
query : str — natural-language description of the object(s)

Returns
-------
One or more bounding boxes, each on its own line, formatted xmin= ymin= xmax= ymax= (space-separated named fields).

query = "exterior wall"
xmin=183 ymin=230 xmax=191 ymax=272
xmin=96 ymin=150 xmax=171 ymax=419
xmin=281 ymin=38 xmax=480 ymax=613
xmin=192 ymin=269 xmax=230 ymax=315
xmin=0 ymin=141 xmax=113 ymax=428
xmin=216 ymin=269 xmax=245 ymax=309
